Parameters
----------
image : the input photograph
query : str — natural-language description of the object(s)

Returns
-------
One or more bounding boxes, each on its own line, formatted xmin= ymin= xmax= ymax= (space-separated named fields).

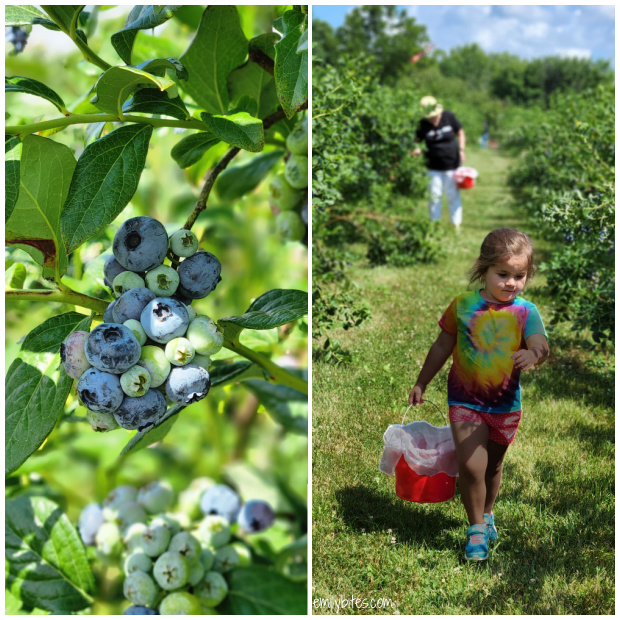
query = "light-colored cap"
xmin=420 ymin=95 xmax=443 ymax=119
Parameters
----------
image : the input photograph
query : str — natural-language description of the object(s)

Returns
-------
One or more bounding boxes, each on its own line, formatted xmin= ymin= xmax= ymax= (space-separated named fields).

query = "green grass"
xmin=311 ymin=148 xmax=614 ymax=614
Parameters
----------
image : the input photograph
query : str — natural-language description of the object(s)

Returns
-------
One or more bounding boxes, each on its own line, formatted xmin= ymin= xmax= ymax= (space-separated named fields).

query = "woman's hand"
xmin=409 ymin=384 xmax=425 ymax=405
xmin=411 ymin=148 xmax=422 ymax=157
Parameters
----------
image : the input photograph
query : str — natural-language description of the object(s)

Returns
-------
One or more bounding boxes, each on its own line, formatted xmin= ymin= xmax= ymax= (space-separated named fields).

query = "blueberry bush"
xmin=6 ymin=5 xmax=307 ymax=614
xmin=505 ymin=84 xmax=614 ymax=345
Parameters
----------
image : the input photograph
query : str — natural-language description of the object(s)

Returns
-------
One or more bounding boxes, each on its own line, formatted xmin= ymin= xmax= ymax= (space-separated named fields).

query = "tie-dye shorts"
xmin=449 ymin=405 xmax=522 ymax=445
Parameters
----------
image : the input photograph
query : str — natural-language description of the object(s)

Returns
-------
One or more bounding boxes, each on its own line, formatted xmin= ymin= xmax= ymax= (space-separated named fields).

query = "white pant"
xmin=428 ymin=170 xmax=462 ymax=225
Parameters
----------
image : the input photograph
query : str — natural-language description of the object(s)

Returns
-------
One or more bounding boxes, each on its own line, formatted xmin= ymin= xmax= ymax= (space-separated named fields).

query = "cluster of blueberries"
xmin=61 ymin=217 xmax=224 ymax=432
xmin=78 ymin=479 xmax=275 ymax=615
xmin=269 ymin=116 xmax=308 ymax=243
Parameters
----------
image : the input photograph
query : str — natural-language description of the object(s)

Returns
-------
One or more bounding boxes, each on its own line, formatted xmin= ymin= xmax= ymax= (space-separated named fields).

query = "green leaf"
xmin=6 ymin=75 xmax=67 ymax=114
xmin=121 ymin=404 xmax=184 ymax=456
xmin=273 ymin=11 xmax=308 ymax=118
xmin=179 ymin=6 xmax=247 ymax=114
xmin=123 ymin=89 xmax=189 ymax=120
xmin=5 ymin=589 xmax=23 ymax=614
xmin=200 ymin=111 xmax=264 ymax=152
xmin=244 ymin=379 xmax=307 ymax=434
xmin=215 ymin=149 xmax=284 ymax=201
xmin=5 ymin=312 xmax=91 ymax=475
xmin=5 ymin=136 xmax=22 ymax=224
xmin=209 ymin=361 xmax=255 ymax=386
xmin=5 ymin=5 xmax=47 ymax=26
xmin=218 ymin=289 xmax=308 ymax=342
xmin=111 ymin=5 xmax=182 ymax=65
xmin=229 ymin=61 xmax=280 ymax=120
xmin=5 ymin=262 xmax=27 ymax=289
xmin=218 ymin=567 xmax=306 ymax=614
xmin=40 ymin=5 xmax=82 ymax=32
xmin=170 ymin=132 xmax=220 ymax=169
xmin=5 ymin=495 xmax=95 ymax=612
xmin=248 ymin=32 xmax=280 ymax=60
xmin=84 ymin=120 xmax=107 ymax=146
xmin=6 ymin=135 xmax=76 ymax=279
xmin=136 ymin=57 xmax=188 ymax=80
xmin=90 ymin=66 xmax=178 ymax=118
xmin=61 ymin=124 xmax=152 ymax=253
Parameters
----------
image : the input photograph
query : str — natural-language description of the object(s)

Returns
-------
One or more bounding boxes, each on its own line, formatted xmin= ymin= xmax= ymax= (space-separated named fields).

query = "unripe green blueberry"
xmin=168 ymin=531 xmax=202 ymax=564
xmin=141 ymin=523 xmax=172 ymax=557
xmin=124 ymin=550 xmax=154 ymax=575
xmin=137 ymin=481 xmax=175 ymax=514
xmin=145 ymin=265 xmax=180 ymax=297
xmin=120 ymin=365 xmax=152 ymax=397
xmin=159 ymin=591 xmax=202 ymax=615
xmin=196 ymin=515 xmax=230 ymax=549
xmin=186 ymin=316 xmax=223 ymax=356
xmin=113 ymin=271 xmax=146 ymax=297
xmin=286 ymin=117 xmax=308 ymax=155
xmin=199 ymin=547 xmax=216 ymax=572
xmin=116 ymin=502 xmax=148 ymax=532
xmin=138 ymin=346 xmax=171 ymax=388
xmin=284 ymin=154 xmax=308 ymax=189
xmin=195 ymin=571 xmax=228 ymax=607
xmin=188 ymin=559 xmax=206 ymax=587
xmin=86 ymin=409 xmax=120 ymax=432
xmin=103 ymin=485 xmax=138 ymax=521
xmin=169 ymin=229 xmax=199 ymax=258
xmin=269 ymin=172 xmax=303 ymax=211
xmin=150 ymin=512 xmax=187 ymax=536
xmin=191 ymin=354 xmax=212 ymax=372
xmin=95 ymin=522 xmax=123 ymax=558
xmin=178 ymin=478 xmax=216 ymax=521
xmin=183 ymin=303 xmax=197 ymax=323
xmin=165 ymin=337 xmax=196 ymax=367
xmin=124 ymin=522 xmax=148 ymax=551
xmin=123 ymin=319 xmax=147 ymax=346
xmin=123 ymin=570 xmax=159 ymax=607
xmin=213 ymin=544 xmax=243 ymax=573
xmin=229 ymin=542 xmax=252 ymax=567
xmin=276 ymin=211 xmax=305 ymax=242
xmin=153 ymin=551 xmax=190 ymax=590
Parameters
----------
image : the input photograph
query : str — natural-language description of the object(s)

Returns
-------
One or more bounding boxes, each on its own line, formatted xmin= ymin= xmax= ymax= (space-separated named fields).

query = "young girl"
xmin=409 ymin=228 xmax=549 ymax=561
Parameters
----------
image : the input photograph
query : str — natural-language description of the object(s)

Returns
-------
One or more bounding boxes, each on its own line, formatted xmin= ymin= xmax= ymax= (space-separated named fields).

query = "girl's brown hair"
xmin=468 ymin=228 xmax=536 ymax=284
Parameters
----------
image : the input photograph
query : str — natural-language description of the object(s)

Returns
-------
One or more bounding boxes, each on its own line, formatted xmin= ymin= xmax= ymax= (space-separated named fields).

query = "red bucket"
xmin=453 ymin=167 xmax=478 ymax=190
xmin=395 ymin=455 xmax=456 ymax=503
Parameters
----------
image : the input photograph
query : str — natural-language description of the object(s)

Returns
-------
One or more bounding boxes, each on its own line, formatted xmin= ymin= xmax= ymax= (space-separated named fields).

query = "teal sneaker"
xmin=465 ymin=524 xmax=488 ymax=561
xmin=484 ymin=513 xmax=498 ymax=541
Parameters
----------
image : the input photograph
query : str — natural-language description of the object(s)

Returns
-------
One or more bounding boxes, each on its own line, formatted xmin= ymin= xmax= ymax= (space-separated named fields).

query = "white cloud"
xmin=523 ymin=22 xmax=549 ymax=40
xmin=556 ymin=48 xmax=592 ymax=59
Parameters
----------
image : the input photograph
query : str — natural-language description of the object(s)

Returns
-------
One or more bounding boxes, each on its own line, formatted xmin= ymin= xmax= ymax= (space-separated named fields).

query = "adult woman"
xmin=412 ymin=96 xmax=466 ymax=229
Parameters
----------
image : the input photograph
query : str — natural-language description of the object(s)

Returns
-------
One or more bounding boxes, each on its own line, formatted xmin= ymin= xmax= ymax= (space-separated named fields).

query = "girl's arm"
xmin=409 ymin=330 xmax=457 ymax=405
xmin=512 ymin=334 xmax=549 ymax=371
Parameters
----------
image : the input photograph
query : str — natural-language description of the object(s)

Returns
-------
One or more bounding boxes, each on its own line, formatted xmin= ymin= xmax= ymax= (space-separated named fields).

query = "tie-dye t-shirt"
xmin=438 ymin=290 xmax=547 ymax=413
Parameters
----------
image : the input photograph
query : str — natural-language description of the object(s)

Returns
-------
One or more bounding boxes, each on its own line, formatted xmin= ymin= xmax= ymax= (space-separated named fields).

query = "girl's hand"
xmin=511 ymin=349 xmax=538 ymax=371
xmin=409 ymin=384 xmax=425 ymax=405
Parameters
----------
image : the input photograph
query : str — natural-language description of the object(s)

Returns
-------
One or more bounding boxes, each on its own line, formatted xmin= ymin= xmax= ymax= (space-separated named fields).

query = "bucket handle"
xmin=401 ymin=399 xmax=447 ymax=426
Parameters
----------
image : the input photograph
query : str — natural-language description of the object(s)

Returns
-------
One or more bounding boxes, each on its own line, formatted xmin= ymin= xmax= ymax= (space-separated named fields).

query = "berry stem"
xmin=6 ymin=288 xmax=109 ymax=313
xmin=223 ymin=338 xmax=308 ymax=395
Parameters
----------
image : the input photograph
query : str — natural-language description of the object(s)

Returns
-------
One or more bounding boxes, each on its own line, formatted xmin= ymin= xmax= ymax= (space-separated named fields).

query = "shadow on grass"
xmin=334 ymin=484 xmax=462 ymax=548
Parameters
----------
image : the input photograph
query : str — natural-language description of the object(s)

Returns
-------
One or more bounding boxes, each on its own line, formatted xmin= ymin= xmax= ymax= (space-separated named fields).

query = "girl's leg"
xmin=427 ymin=171 xmax=443 ymax=221
xmin=484 ymin=439 xmax=509 ymax=514
xmin=451 ymin=421 xmax=489 ymax=526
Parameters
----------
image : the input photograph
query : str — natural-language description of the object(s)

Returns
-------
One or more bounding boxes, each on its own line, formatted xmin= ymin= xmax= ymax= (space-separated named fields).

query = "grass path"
xmin=311 ymin=148 xmax=614 ymax=614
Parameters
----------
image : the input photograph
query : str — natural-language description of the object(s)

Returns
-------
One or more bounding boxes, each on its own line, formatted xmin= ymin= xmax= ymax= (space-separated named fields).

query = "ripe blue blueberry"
xmin=78 ymin=503 xmax=104 ymax=546
xmin=113 ymin=287 xmax=156 ymax=324
xmin=123 ymin=605 xmax=158 ymax=615
xmin=104 ymin=255 xmax=128 ymax=290
xmin=60 ymin=330 xmax=91 ymax=379
xmin=140 ymin=298 xmax=189 ymax=344
xmin=77 ymin=368 xmax=124 ymax=413
xmin=113 ymin=216 xmax=169 ymax=272
xmin=164 ymin=364 xmax=210 ymax=405
xmin=103 ymin=299 xmax=117 ymax=323
xmin=85 ymin=323 xmax=141 ymax=374
xmin=238 ymin=500 xmax=275 ymax=533
xmin=113 ymin=389 xmax=167 ymax=431
xmin=177 ymin=251 xmax=222 ymax=300
xmin=169 ymin=229 xmax=199 ymax=258
xmin=199 ymin=484 xmax=241 ymax=523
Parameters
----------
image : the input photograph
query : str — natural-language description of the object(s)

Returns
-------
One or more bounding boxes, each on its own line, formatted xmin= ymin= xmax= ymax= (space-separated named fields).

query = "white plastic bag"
xmin=379 ymin=420 xmax=459 ymax=478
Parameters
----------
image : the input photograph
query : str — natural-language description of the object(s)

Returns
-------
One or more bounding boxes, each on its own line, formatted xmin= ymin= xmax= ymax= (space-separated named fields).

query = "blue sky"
xmin=312 ymin=5 xmax=615 ymax=66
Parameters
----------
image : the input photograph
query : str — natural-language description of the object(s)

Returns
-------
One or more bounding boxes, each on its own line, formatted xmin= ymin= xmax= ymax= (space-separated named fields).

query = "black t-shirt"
xmin=415 ymin=110 xmax=463 ymax=171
